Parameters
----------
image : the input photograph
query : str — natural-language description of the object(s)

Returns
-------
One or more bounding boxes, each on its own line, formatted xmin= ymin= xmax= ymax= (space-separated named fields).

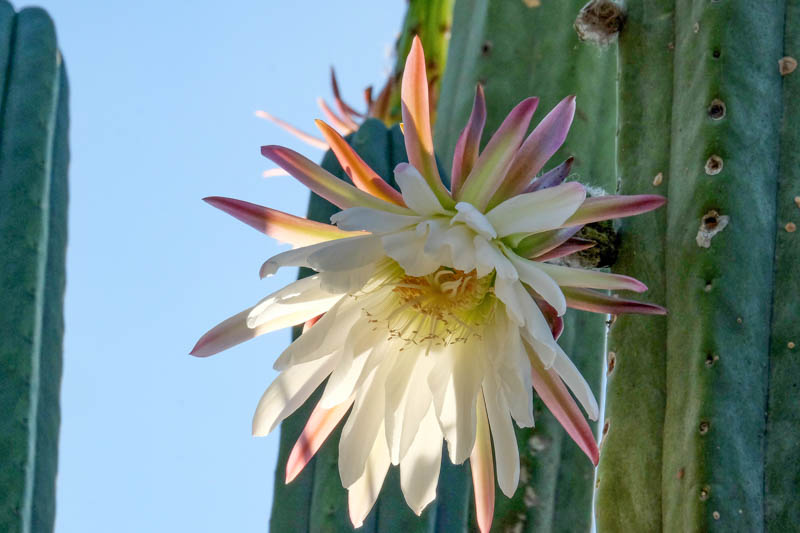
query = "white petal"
xmin=347 ymin=423 xmax=391 ymax=528
xmin=495 ymin=278 xmax=558 ymax=366
xmin=421 ymin=219 xmax=455 ymax=266
xmin=550 ymin=344 xmax=599 ymax=420
xmin=384 ymin=350 xmax=435 ymax=464
xmin=339 ymin=360 xmax=392 ymax=487
xmin=247 ymin=274 xmax=343 ymax=329
xmin=428 ymin=343 xmax=485 ymax=464
xmin=473 ymin=236 xmax=517 ymax=279
xmin=441 ymin=225 xmax=477 ymax=272
xmin=485 ymin=182 xmax=586 ymax=237
xmin=272 ymin=296 xmax=361 ymax=370
xmin=485 ymin=312 xmax=534 ymax=428
xmin=399 ymin=406 xmax=443 ymax=515
xmin=307 ymin=234 xmax=385 ymax=272
xmin=319 ymin=326 xmax=381 ymax=408
xmin=482 ymin=375 xmax=520 ymax=497
xmin=452 ymin=202 xmax=497 ymax=239
xmin=505 ymin=251 xmax=567 ymax=315
xmin=318 ymin=261 xmax=376 ymax=293
xmin=381 ymin=229 xmax=441 ymax=276
xmin=252 ymin=353 xmax=337 ymax=436
xmin=394 ymin=162 xmax=449 ymax=216
xmin=331 ymin=206 xmax=422 ymax=232
xmin=259 ymin=238 xmax=345 ymax=278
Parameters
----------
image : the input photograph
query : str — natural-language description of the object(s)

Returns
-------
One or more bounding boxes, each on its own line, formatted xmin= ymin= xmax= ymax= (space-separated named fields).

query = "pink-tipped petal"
xmin=458 ymin=97 xmax=539 ymax=209
xmin=261 ymin=145 xmax=412 ymax=215
xmin=470 ymin=392 xmax=495 ymax=533
xmin=514 ymin=225 xmax=583 ymax=258
xmin=564 ymin=194 xmax=667 ymax=227
xmin=401 ymin=36 xmax=453 ymax=208
xmin=190 ymin=307 xmax=261 ymax=357
xmin=255 ymin=110 xmax=329 ymax=150
xmin=314 ymin=120 xmax=406 ymax=206
xmin=490 ymin=96 xmax=577 ymax=207
xmin=524 ymin=157 xmax=575 ymax=193
xmin=534 ymin=262 xmax=648 ymax=293
xmin=528 ymin=347 xmax=599 ymax=465
xmin=562 ymin=286 xmax=668 ymax=316
xmin=285 ymin=395 xmax=355 ymax=483
xmin=533 ymin=238 xmax=596 ymax=262
xmin=330 ymin=67 xmax=365 ymax=118
xmin=450 ymin=84 xmax=487 ymax=197
xmin=317 ymin=97 xmax=356 ymax=134
xmin=204 ymin=196 xmax=362 ymax=247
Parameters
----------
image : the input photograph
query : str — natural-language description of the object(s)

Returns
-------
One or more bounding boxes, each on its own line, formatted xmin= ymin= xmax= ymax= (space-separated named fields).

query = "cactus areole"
xmin=193 ymin=37 xmax=665 ymax=532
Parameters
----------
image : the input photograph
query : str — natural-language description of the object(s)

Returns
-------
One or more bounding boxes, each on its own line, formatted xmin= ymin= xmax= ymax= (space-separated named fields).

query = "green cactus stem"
xmin=599 ymin=1 xmax=794 ymax=532
xmin=0 ymin=4 xmax=68 ymax=533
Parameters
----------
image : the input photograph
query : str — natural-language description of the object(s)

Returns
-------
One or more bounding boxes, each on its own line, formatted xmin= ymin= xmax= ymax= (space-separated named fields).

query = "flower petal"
xmin=495 ymin=278 xmax=558 ymax=366
xmin=400 ymin=36 xmax=453 ymax=208
xmin=381 ymin=228 xmax=441 ymax=277
xmin=450 ymin=84 xmax=487 ymax=197
xmin=527 ymin=344 xmax=599 ymax=465
xmin=490 ymin=96 xmax=576 ymax=206
xmin=457 ymin=97 xmax=539 ymax=210
xmin=452 ymin=202 xmax=497 ymax=239
xmin=523 ymin=156 xmax=574 ymax=193
xmin=505 ymin=251 xmax=567 ymax=315
xmin=474 ymin=237 xmax=517 ymax=280
xmin=399 ymin=405 xmax=442 ymax=515
xmin=285 ymin=395 xmax=354 ymax=483
xmin=255 ymin=110 xmax=328 ymax=150
xmin=261 ymin=145 xmax=412 ymax=214
xmin=204 ymin=196 xmax=360 ymax=247
xmin=347 ymin=423 xmax=391 ymax=528
xmin=252 ymin=353 xmax=338 ymax=436
xmin=190 ymin=306 xmax=263 ymax=358
xmin=533 ymin=262 xmax=648 ymax=292
xmin=512 ymin=225 xmax=583 ymax=259
xmin=551 ymin=343 xmax=600 ymax=421
xmin=470 ymin=391 xmax=495 ymax=533
xmin=259 ymin=234 xmax=383 ymax=278
xmin=533 ymin=238 xmax=595 ymax=262
xmin=331 ymin=206 xmax=421 ymax=233
xmin=482 ymin=374 xmax=519 ymax=497
xmin=317 ymin=97 xmax=356 ymax=134
xmin=562 ymin=286 xmax=667 ymax=315
xmin=247 ymin=274 xmax=343 ymax=328
xmin=394 ymin=163 xmax=448 ymax=216
xmin=563 ymin=194 xmax=666 ymax=227
xmin=486 ymin=182 xmax=586 ymax=237
xmin=315 ymin=119 xmax=406 ymax=206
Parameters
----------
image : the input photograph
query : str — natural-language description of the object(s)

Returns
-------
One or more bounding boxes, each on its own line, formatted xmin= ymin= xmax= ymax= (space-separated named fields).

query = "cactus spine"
xmin=0 ymin=4 xmax=69 ymax=533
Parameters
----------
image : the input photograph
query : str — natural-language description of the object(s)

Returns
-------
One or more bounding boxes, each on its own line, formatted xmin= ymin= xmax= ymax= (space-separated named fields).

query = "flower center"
xmin=359 ymin=263 xmax=496 ymax=349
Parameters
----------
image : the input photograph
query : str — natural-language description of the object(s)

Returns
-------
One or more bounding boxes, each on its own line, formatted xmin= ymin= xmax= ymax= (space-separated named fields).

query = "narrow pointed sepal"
xmin=450 ymin=84 xmax=487 ymax=197
xmin=315 ymin=119 xmax=406 ymax=206
xmin=261 ymin=145 xmax=412 ymax=214
xmin=533 ymin=238 xmax=596 ymax=261
xmin=490 ymin=95 xmax=577 ymax=207
xmin=527 ymin=347 xmax=599 ymax=465
xmin=400 ymin=36 xmax=453 ymax=208
xmin=204 ymin=196 xmax=361 ymax=247
xmin=285 ymin=395 xmax=354 ymax=483
xmin=564 ymin=194 xmax=667 ymax=227
xmin=513 ymin=225 xmax=583 ymax=258
xmin=470 ymin=391 xmax=495 ymax=533
xmin=458 ymin=96 xmax=539 ymax=209
xmin=524 ymin=156 xmax=575 ymax=193
xmin=255 ymin=110 xmax=328 ymax=150
xmin=562 ymin=286 xmax=668 ymax=315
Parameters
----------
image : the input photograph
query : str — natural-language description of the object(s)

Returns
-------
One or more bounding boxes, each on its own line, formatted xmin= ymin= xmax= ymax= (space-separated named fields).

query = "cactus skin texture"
xmin=0 ymin=3 xmax=69 ymax=533
xmin=435 ymin=1 xmax=615 ymax=531
xmin=766 ymin=3 xmax=800 ymax=530
xmin=599 ymin=1 xmax=796 ymax=532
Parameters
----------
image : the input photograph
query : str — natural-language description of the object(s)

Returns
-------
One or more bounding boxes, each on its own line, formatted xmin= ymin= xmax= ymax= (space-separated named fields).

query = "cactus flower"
xmin=192 ymin=36 xmax=665 ymax=532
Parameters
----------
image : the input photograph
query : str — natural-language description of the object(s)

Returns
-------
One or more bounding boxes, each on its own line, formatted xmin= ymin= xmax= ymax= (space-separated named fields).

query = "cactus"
xmin=597 ymin=1 xmax=799 ymax=532
xmin=435 ymin=1 xmax=615 ymax=531
xmin=0 ymin=4 xmax=69 ymax=533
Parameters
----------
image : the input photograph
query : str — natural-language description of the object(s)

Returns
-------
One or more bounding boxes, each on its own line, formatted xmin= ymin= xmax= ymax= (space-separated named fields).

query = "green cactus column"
xmin=436 ymin=1 xmax=616 ymax=531
xmin=598 ymin=1 xmax=792 ymax=532
xmin=0 ymin=4 xmax=69 ymax=533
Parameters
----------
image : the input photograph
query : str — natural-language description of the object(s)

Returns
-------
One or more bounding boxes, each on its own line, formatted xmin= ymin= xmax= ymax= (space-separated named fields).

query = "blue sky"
xmin=27 ymin=2 xmax=404 ymax=531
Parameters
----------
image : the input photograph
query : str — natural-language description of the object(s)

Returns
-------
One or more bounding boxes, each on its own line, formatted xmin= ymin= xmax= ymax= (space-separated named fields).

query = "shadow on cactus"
xmin=192 ymin=36 xmax=665 ymax=533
